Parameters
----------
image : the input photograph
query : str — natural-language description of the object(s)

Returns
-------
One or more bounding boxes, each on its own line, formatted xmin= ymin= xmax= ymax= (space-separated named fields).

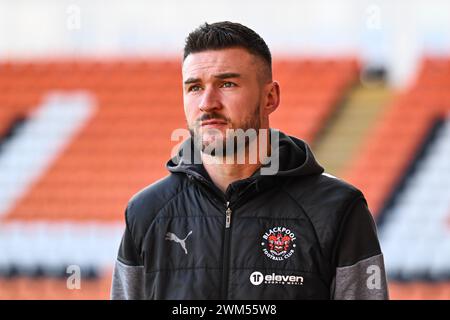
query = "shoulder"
xmin=281 ymin=172 xmax=370 ymax=259
xmin=283 ymin=172 xmax=364 ymax=208
xmin=314 ymin=172 xmax=364 ymax=201
xmin=125 ymin=173 xmax=187 ymax=238
xmin=281 ymin=172 xmax=367 ymax=235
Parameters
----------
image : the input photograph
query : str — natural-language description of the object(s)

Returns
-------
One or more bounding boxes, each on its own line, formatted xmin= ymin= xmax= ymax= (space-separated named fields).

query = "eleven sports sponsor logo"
xmin=250 ymin=271 xmax=304 ymax=286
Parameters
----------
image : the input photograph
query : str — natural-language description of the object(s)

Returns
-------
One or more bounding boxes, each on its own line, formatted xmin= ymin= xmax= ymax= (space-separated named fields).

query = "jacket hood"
xmin=166 ymin=129 xmax=324 ymax=179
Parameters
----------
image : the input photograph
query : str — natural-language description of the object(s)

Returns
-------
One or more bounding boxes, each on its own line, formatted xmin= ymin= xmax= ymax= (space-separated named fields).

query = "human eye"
xmin=188 ymin=84 xmax=202 ymax=92
xmin=221 ymin=81 xmax=237 ymax=88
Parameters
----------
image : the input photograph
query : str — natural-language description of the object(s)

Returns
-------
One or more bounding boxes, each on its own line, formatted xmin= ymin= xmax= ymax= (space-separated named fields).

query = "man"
xmin=111 ymin=21 xmax=389 ymax=300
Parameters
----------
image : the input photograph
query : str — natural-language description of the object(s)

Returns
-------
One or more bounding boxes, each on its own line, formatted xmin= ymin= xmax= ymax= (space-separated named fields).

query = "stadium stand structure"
xmin=343 ymin=57 xmax=450 ymax=217
xmin=379 ymin=118 xmax=450 ymax=279
xmin=0 ymin=58 xmax=358 ymax=299
xmin=342 ymin=57 xmax=450 ymax=299
xmin=1 ymin=56 xmax=449 ymax=300
xmin=271 ymin=59 xmax=359 ymax=143
xmin=312 ymin=81 xmax=392 ymax=175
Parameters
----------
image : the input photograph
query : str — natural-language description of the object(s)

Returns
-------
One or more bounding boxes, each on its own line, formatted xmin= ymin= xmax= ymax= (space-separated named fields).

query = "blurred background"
xmin=0 ymin=0 xmax=449 ymax=299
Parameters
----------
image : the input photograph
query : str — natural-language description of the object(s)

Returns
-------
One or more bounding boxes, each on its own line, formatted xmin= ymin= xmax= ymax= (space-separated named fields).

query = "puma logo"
xmin=165 ymin=231 xmax=193 ymax=255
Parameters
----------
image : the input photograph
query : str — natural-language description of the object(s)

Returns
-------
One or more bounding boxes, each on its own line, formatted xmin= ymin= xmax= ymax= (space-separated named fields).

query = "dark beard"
xmin=189 ymin=102 xmax=261 ymax=158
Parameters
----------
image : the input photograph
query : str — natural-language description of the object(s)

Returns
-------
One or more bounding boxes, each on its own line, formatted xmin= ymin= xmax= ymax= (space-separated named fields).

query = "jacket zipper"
xmin=222 ymin=201 xmax=232 ymax=299
xmin=225 ymin=201 xmax=232 ymax=228
xmin=188 ymin=173 xmax=257 ymax=299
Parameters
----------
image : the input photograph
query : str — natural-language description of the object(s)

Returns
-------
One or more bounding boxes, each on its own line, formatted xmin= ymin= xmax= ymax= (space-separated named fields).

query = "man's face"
xmin=182 ymin=48 xmax=267 ymax=155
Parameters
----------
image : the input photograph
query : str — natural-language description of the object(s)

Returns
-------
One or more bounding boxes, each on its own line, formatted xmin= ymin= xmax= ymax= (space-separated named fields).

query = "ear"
xmin=263 ymin=81 xmax=280 ymax=116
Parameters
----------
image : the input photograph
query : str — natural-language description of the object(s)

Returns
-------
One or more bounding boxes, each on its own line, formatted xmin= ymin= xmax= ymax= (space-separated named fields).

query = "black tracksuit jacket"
xmin=111 ymin=130 xmax=389 ymax=299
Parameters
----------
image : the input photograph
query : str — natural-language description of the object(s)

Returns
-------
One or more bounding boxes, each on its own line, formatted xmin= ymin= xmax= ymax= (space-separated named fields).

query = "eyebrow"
xmin=214 ymin=72 xmax=241 ymax=80
xmin=183 ymin=72 xmax=241 ymax=85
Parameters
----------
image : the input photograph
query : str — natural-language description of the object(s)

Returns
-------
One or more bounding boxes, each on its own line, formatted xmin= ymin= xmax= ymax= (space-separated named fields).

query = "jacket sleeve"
xmin=110 ymin=208 xmax=145 ymax=300
xmin=330 ymin=196 xmax=389 ymax=300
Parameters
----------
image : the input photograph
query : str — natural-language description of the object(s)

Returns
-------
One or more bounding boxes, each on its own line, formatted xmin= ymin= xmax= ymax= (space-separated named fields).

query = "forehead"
xmin=182 ymin=48 xmax=257 ymax=79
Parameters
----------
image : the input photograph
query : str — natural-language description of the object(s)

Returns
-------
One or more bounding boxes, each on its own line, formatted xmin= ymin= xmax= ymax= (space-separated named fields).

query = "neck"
xmin=201 ymin=132 xmax=271 ymax=193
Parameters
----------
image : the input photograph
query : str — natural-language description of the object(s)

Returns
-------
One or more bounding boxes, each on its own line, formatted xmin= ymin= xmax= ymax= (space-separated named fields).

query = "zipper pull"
xmin=225 ymin=201 xmax=232 ymax=228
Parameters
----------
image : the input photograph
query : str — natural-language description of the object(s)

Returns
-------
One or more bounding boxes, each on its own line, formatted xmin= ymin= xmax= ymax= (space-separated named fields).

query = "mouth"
xmin=201 ymin=120 xmax=228 ymax=128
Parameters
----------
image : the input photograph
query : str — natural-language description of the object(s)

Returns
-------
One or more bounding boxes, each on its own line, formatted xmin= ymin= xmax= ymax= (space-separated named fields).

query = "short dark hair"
xmin=183 ymin=21 xmax=272 ymax=80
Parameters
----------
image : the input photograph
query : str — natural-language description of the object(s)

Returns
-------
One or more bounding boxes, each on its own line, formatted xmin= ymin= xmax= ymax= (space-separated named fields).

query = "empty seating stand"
xmin=0 ymin=58 xmax=357 ymax=299
xmin=343 ymin=57 xmax=450 ymax=299
xmin=271 ymin=58 xmax=359 ymax=143
xmin=0 ymin=58 xmax=358 ymax=222
xmin=343 ymin=57 xmax=450 ymax=217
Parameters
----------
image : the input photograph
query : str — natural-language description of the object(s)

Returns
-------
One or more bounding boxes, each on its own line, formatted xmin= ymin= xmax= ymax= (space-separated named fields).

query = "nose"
xmin=198 ymin=87 xmax=221 ymax=112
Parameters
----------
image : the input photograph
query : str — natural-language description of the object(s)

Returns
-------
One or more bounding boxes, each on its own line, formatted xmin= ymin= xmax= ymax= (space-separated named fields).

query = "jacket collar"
xmin=166 ymin=129 xmax=324 ymax=198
